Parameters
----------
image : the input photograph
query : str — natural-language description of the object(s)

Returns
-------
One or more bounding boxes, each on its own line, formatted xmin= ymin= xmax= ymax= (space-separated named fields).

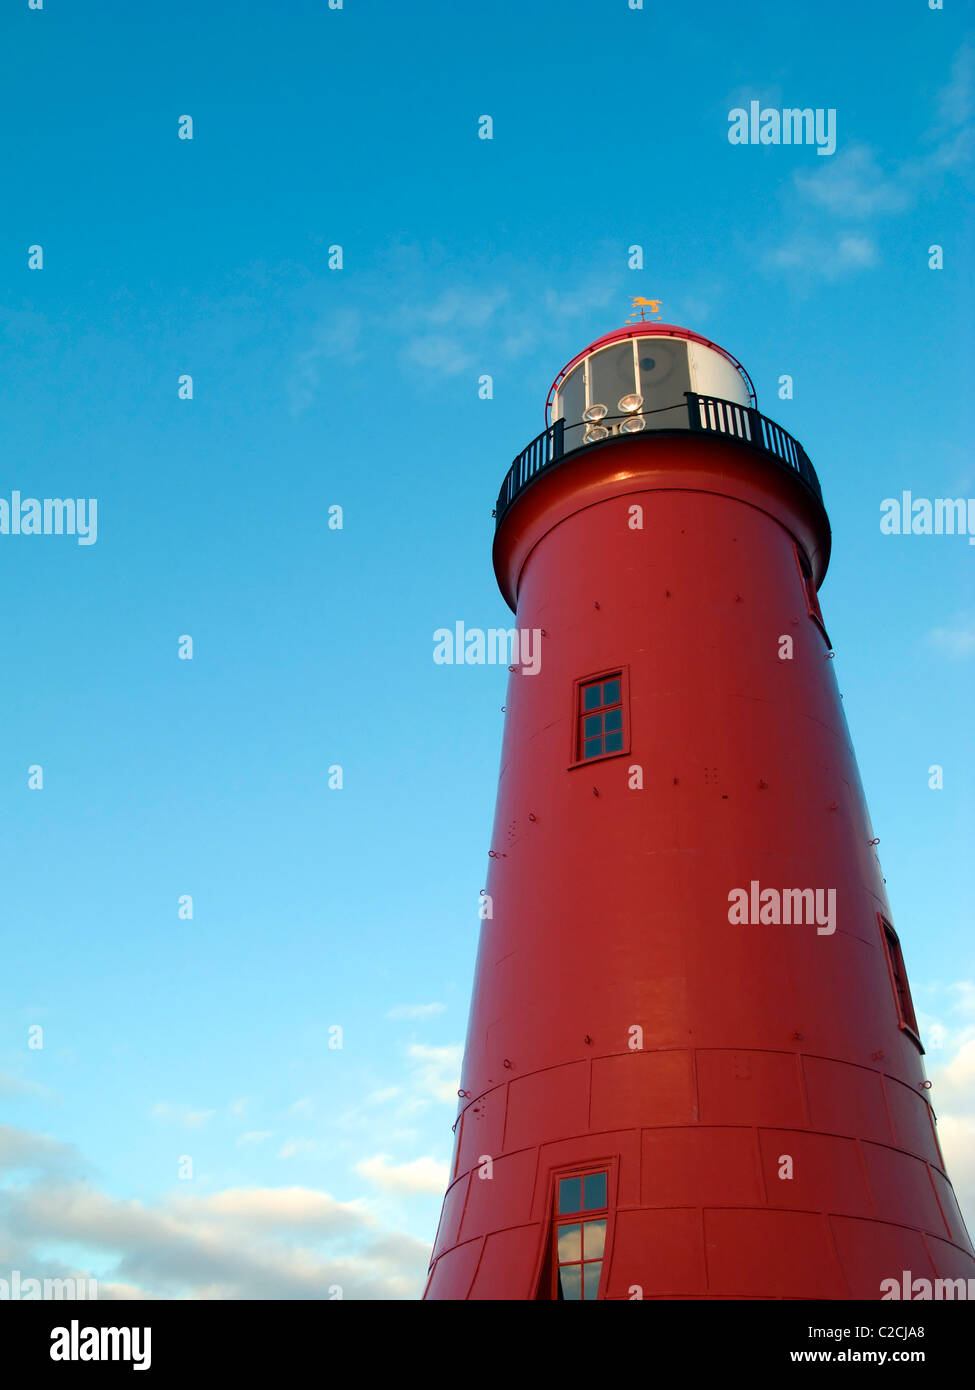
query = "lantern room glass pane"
xmin=636 ymin=338 xmax=691 ymax=424
xmin=589 ymin=342 xmax=636 ymax=417
xmin=583 ymin=1262 xmax=602 ymax=1300
xmin=557 ymin=364 xmax=586 ymax=435
xmin=559 ymin=1265 xmax=583 ymax=1300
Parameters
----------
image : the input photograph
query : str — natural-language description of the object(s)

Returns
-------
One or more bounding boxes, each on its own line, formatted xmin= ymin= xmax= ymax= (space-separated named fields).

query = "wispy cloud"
xmin=764 ymin=232 xmax=877 ymax=278
xmin=927 ymin=44 xmax=975 ymax=168
xmin=762 ymin=46 xmax=973 ymax=282
xmin=365 ymin=1087 xmax=402 ymax=1104
xmin=927 ymin=619 xmax=975 ymax=658
xmin=277 ymin=1138 xmax=329 ymax=1160
xmin=0 ymin=1070 xmax=53 ymax=1101
xmin=916 ymin=979 xmax=975 ymax=1053
xmin=151 ymin=1103 xmax=216 ymax=1129
xmin=286 ymin=248 xmax=632 ymax=414
xmin=355 ymin=1154 xmax=449 ymax=1195
xmin=386 ymin=1003 xmax=446 ymax=1020
xmin=288 ymin=307 xmax=366 ymax=413
xmin=235 ymin=1130 xmax=274 ymax=1148
xmin=397 ymin=287 xmax=508 ymax=377
xmin=793 ymin=144 xmax=912 ymax=218
xmin=401 ymin=335 xmax=472 ymax=375
xmin=422 ymin=287 xmax=509 ymax=328
xmin=404 ymin=1043 xmax=463 ymax=1106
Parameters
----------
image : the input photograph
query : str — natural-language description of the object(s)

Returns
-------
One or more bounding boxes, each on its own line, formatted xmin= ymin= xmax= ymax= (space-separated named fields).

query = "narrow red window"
xmin=551 ymin=1171 xmax=608 ymax=1300
xmin=792 ymin=542 xmax=829 ymax=642
xmin=879 ymin=914 xmax=923 ymax=1051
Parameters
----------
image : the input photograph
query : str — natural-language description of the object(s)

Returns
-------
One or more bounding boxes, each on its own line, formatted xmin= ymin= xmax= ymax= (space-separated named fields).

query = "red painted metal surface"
xmin=425 ymin=333 xmax=975 ymax=1300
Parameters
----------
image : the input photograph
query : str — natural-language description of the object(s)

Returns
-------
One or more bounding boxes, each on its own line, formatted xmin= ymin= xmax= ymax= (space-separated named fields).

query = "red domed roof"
xmin=545 ymin=322 xmax=756 ymax=421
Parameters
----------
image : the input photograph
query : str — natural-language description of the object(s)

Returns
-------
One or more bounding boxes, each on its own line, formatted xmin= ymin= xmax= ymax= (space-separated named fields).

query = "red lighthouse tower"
xmin=424 ymin=319 xmax=975 ymax=1300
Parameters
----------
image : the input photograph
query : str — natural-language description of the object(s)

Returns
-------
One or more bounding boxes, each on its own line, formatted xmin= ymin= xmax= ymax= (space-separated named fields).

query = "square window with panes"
xmin=552 ymin=1171 xmax=608 ymax=1300
xmin=579 ymin=675 xmax=624 ymax=761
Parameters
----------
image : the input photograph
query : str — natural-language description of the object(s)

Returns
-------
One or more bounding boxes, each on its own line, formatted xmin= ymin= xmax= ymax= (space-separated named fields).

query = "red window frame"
xmin=535 ymin=1159 xmax=618 ymax=1300
xmin=792 ymin=542 xmax=831 ymax=646
xmin=570 ymin=667 xmax=630 ymax=768
xmin=878 ymin=913 xmax=924 ymax=1052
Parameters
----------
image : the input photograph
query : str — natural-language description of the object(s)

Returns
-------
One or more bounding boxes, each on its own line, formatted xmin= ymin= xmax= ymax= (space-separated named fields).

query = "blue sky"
xmin=0 ymin=0 xmax=973 ymax=1298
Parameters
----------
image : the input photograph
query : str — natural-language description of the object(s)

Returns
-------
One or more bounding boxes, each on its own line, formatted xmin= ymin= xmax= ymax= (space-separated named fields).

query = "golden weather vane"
xmin=627 ymin=296 xmax=663 ymax=323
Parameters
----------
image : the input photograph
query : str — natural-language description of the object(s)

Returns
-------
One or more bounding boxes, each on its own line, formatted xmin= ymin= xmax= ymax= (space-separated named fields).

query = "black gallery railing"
xmin=494 ymin=392 xmax=823 ymax=528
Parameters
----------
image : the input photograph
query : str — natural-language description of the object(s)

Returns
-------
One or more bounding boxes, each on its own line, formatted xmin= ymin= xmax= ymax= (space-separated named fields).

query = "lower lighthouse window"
xmin=575 ymin=672 xmax=627 ymax=763
xmin=552 ymin=1171 xmax=608 ymax=1300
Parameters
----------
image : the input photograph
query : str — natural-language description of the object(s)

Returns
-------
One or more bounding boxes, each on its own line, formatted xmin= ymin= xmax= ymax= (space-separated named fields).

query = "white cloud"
xmin=277 ymin=1138 xmax=326 ymax=1160
xmin=365 ymin=1087 xmax=402 ymax=1104
xmin=947 ymin=981 xmax=975 ymax=1018
xmin=0 ymin=1123 xmax=430 ymax=1299
xmin=355 ymin=1154 xmax=449 ymax=1196
xmin=911 ymin=987 xmax=975 ymax=1227
xmin=764 ymin=232 xmax=878 ymax=279
xmin=401 ymin=335 xmax=471 ymax=375
xmin=386 ymin=1003 xmax=446 ymax=1020
xmin=834 ymin=235 xmax=877 ymax=269
xmin=151 ymin=1104 xmax=216 ymax=1129
xmin=404 ymin=1043 xmax=464 ymax=1106
xmin=0 ymin=1071 xmax=52 ymax=1100
xmin=287 ymin=241 xmax=635 ymax=413
xmin=502 ymin=329 xmax=538 ymax=359
xmin=928 ymin=44 xmax=975 ymax=169
xmin=930 ymin=1037 xmax=975 ymax=1110
xmin=0 ymin=1124 xmax=85 ymax=1176
xmin=541 ymin=280 xmax=621 ymax=320
xmin=186 ymin=1186 xmax=370 ymax=1230
xmin=794 ymin=144 xmax=912 ymax=218
xmin=935 ymin=1112 xmax=975 ymax=1226
xmin=235 ymin=1131 xmax=274 ymax=1148
xmin=930 ymin=1038 xmax=975 ymax=1226
xmin=927 ymin=621 xmax=975 ymax=658
xmin=288 ymin=307 xmax=366 ymax=414
xmin=793 ymin=51 xmax=973 ymax=222
xmin=422 ymin=287 xmax=508 ymax=329
xmin=761 ymin=49 xmax=973 ymax=283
